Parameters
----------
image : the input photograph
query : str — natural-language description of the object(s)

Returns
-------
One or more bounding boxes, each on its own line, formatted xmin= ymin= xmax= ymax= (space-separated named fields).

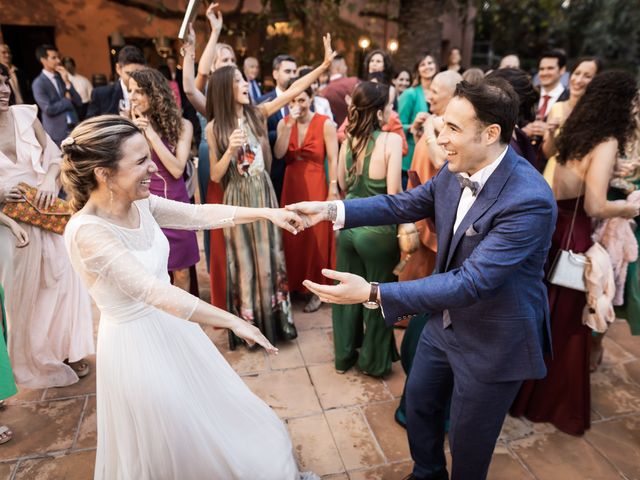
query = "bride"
xmin=61 ymin=115 xmax=316 ymax=479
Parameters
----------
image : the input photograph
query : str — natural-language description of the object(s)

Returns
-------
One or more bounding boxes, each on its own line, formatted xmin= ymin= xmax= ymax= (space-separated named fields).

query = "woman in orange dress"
xmin=275 ymin=85 xmax=338 ymax=312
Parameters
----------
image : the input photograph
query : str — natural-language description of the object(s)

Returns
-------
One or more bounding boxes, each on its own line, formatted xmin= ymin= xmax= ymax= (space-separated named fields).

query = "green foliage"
xmin=476 ymin=0 xmax=640 ymax=71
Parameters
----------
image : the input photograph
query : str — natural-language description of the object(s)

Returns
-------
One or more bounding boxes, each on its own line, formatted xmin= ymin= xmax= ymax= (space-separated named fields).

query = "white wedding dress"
xmin=64 ymin=195 xmax=316 ymax=480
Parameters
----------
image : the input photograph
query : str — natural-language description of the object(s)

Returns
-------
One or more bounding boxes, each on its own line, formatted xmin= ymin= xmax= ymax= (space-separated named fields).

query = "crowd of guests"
xmin=0 ymin=6 xmax=639 ymax=458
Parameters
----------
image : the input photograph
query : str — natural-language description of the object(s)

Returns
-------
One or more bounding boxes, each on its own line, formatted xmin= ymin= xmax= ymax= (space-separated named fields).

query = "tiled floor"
xmin=1 ymin=256 xmax=639 ymax=479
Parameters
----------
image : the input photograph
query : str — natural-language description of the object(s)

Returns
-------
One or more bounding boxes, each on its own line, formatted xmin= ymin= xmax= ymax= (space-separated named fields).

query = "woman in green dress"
xmin=332 ymin=81 xmax=403 ymax=376
xmin=202 ymin=34 xmax=337 ymax=347
xmin=397 ymin=53 xmax=437 ymax=187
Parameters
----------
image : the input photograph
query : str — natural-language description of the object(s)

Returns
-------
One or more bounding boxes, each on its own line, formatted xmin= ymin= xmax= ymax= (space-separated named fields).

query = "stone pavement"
xmin=0 ymin=261 xmax=639 ymax=479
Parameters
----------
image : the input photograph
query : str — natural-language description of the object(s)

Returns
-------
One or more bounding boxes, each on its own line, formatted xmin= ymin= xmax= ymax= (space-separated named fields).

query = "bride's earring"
xmin=109 ymin=187 xmax=115 ymax=214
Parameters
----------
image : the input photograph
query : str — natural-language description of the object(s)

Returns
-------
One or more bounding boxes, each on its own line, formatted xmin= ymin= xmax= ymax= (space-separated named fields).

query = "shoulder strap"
xmin=563 ymin=181 xmax=585 ymax=251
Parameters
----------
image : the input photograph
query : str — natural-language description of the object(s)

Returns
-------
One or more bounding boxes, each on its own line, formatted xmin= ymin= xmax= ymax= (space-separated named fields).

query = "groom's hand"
xmin=303 ymin=269 xmax=370 ymax=304
xmin=285 ymin=201 xmax=336 ymax=228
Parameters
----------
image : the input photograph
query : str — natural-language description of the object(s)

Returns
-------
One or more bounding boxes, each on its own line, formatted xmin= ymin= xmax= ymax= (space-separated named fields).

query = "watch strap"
xmin=368 ymin=282 xmax=379 ymax=304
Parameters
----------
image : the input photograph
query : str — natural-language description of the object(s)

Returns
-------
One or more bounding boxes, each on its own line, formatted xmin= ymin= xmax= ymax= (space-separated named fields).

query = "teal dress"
xmin=332 ymin=131 xmax=400 ymax=376
xmin=0 ymin=286 xmax=17 ymax=401
xmin=398 ymin=86 xmax=429 ymax=173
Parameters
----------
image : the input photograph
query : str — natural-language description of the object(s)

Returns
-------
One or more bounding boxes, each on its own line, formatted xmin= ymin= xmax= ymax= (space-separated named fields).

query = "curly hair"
xmin=128 ymin=68 xmax=183 ymax=147
xmin=556 ymin=71 xmax=638 ymax=165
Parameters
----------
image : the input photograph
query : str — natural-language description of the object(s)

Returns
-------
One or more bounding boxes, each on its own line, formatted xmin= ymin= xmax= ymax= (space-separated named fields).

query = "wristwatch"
xmin=363 ymin=282 xmax=380 ymax=310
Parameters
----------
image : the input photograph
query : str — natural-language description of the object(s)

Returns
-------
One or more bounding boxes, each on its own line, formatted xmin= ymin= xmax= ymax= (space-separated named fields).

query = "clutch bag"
xmin=1 ymin=182 xmax=72 ymax=235
xmin=547 ymin=249 xmax=587 ymax=292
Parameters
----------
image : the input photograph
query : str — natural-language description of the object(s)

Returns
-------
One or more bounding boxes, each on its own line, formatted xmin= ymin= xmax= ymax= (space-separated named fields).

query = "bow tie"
xmin=455 ymin=174 xmax=480 ymax=196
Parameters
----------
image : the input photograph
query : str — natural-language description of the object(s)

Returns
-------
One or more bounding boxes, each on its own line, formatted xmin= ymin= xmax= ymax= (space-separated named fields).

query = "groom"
xmin=288 ymin=79 xmax=557 ymax=480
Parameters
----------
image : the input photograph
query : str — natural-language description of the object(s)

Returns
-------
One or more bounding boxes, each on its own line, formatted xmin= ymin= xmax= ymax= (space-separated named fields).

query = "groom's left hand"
xmin=303 ymin=269 xmax=370 ymax=305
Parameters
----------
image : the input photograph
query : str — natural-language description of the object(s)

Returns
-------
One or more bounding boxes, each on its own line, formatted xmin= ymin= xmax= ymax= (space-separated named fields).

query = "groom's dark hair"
xmin=454 ymin=79 xmax=518 ymax=145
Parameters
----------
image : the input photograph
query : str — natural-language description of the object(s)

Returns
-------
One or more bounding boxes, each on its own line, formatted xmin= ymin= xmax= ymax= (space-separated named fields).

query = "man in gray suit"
xmin=31 ymin=44 xmax=82 ymax=146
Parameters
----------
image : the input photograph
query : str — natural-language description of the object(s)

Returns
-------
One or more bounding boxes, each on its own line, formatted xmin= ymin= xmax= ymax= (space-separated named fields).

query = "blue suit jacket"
xmin=257 ymin=89 xmax=283 ymax=149
xmin=32 ymin=72 xmax=81 ymax=145
xmin=344 ymin=147 xmax=557 ymax=383
xmin=86 ymin=82 xmax=124 ymax=118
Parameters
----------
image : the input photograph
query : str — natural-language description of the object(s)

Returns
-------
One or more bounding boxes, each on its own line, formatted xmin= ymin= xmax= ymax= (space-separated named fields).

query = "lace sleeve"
xmin=69 ymin=221 xmax=199 ymax=320
xmin=148 ymin=194 xmax=237 ymax=230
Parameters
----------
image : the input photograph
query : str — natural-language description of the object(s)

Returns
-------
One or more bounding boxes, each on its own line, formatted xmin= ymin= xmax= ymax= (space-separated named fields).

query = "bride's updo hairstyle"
xmin=61 ymin=115 xmax=141 ymax=212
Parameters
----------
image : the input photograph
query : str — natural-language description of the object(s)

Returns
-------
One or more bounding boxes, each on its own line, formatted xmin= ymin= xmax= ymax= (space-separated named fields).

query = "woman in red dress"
xmin=275 ymin=85 xmax=339 ymax=312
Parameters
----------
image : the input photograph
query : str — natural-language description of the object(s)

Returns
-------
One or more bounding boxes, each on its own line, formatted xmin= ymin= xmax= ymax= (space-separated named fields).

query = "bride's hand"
xmin=232 ymin=321 xmax=278 ymax=354
xmin=268 ymin=208 xmax=305 ymax=235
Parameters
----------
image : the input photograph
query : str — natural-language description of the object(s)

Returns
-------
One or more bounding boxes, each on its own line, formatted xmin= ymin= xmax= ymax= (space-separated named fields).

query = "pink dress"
xmin=0 ymin=105 xmax=94 ymax=388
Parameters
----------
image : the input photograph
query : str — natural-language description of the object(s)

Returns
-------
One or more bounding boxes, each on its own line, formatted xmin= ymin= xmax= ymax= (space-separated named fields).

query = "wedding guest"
xmin=0 ymin=44 xmax=30 ymax=104
xmin=499 ymin=54 xmax=520 ymax=70
xmin=364 ymin=49 xmax=394 ymax=85
xmin=158 ymin=64 xmax=182 ymax=108
xmin=181 ymin=9 xmax=230 ymax=309
xmin=297 ymin=66 xmax=334 ymax=121
xmin=87 ymin=45 xmax=146 ymax=117
xmin=32 ymin=44 xmax=83 ymax=146
xmin=393 ymin=68 xmax=412 ymax=97
xmin=332 ymin=81 xmax=403 ymax=376
xmin=127 ymin=68 xmax=196 ymax=293
xmin=190 ymin=33 xmax=337 ymax=347
xmin=257 ymin=54 xmax=298 ymax=201
xmin=487 ymin=68 xmax=540 ymax=166
xmin=62 ymin=57 xmax=93 ymax=119
xmin=60 ymin=115 xmax=315 ymax=479
xmin=0 ymin=67 xmax=94 ymax=388
xmin=462 ymin=67 xmax=484 ymax=85
xmin=511 ymin=71 xmax=640 ymax=436
xmin=541 ymin=57 xmax=602 ymax=183
xmin=318 ymin=55 xmax=359 ymax=126
xmin=244 ymin=56 xmax=262 ymax=104
xmin=275 ymin=82 xmax=338 ymax=312
xmin=398 ymin=52 xmax=437 ymax=187
xmin=441 ymin=47 xmax=464 ymax=74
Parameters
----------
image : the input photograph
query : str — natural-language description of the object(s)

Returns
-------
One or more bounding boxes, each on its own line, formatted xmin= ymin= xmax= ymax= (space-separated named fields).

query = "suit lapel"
xmin=436 ymin=173 xmax=463 ymax=273
xmin=444 ymin=148 xmax=517 ymax=270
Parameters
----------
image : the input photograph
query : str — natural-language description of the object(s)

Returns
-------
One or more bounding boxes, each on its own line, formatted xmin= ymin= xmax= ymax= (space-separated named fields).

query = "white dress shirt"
xmin=68 ymin=73 xmax=93 ymax=103
xmin=537 ymin=83 xmax=565 ymax=116
xmin=275 ymin=86 xmax=288 ymax=118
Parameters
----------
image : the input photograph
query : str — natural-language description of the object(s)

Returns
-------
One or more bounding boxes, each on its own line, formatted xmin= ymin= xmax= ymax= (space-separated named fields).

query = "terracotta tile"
xmin=510 ymin=430 xmax=621 ymax=479
xmin=363 ymin=400 xmax=411 ymax=462
xmin=221 ymin=345 xmax=268 ymax=374
xmin=591 ymin=365 xmax=640 ymax=418
xmin=75 ymin=396 xmax=96 ymax=449
xmin=322 ymin=474 xmax=349 ymax=480
xmin=349 ymin=461 xmax=413 ymax=480
xmin=242 ymin=368 xmax=321 ymax=418
xmin=309 ymin=364 xmax=393 ymax=410
xmin=585 ymin=414 xmax=640 ymax=479
xmin=600 ymin=336 xmax=635 ymax=367
xmin=268 ymin=339 xmax=304 ymax=370
xmin=383 ymin=362 xmax=407 ymax=399
xmin=13 ymin=449 xmax=96 ymax=480
xmin=44 ymin=356 xmax=96 ymax=400
xmin=288 ymin=413 xmax=344 ymax=476
xmin=0 ymin=463 xmax=15 ymax=478
xmin=623 ymin=359 xmax=640 ymax=385
xmin=606 ymin=320 xmax=640 ymax=358
xmin=0 ymin=398 xmax=84 ymax=460
xmin=4 ymin=386 xmax=44 ymax=405
xmin=325 ymin=407 xmax=385 ymax=470
xmin=298 ymin=328 xmax=334 ymax=365
xmin=294 ymin=304 xmax=332 ymax=331
xmin=499 ymin=416 xmax=535 ymax=442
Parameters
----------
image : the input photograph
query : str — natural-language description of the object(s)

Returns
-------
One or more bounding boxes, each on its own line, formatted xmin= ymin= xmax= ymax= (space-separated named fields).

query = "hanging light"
xmin=387 ymin=39 xmax=399 ymax=53
xmin=358 ymin=36 xmax=371 ymax=50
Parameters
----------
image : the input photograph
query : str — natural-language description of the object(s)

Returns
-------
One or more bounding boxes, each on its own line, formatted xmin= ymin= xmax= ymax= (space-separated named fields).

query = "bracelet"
xmin=326 ymin=202 xmax=337 ymax=222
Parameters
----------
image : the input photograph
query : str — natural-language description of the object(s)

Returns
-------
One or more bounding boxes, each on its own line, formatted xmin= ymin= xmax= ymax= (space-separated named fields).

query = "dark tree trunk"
xmin=396 ymin=0 xmax=446 ymax=69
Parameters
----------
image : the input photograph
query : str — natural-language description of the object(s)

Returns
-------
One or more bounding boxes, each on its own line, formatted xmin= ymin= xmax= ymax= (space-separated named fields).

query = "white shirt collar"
xmin=275 ymin=86 xmax=285 ymax=97
xmin=329 ymin=73 xmax=343 ymax=81
xmin=540 ymin=82 xmax=565 ymax=101
xmin=458 ymin=146 xmax=508 ymax=193
xmin=120 ymin=78 xmax=129 ymax=101
xmin=42 ymin=69 xmax=57 ymax=82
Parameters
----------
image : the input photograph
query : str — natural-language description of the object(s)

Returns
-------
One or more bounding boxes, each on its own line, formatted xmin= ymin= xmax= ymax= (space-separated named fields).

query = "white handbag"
xmin=547 ymin=188 xmax=587 ymax=292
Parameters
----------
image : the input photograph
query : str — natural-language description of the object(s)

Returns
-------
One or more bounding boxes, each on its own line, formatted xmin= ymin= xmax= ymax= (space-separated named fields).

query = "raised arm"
xmin=181 ymin=24 xmax=207 ymax=116
xmin=195 ymin=3 xmax=223 ymax=92
xmin=70 ymin=220 xmax=277 ymax=352
xmin=324 ymin=119 xmax=340 ymax=200
xmin=148 ymin=194 xmax=304 ymax=234
xmin=261 ymin=34 xmax=336 ymax=118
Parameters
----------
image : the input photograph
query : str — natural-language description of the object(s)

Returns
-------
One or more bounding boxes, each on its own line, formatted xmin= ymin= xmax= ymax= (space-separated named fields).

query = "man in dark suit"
xmin=86 ymin=45 xmax=146 ymax=118
xmin=257 ymin=54 xmax=297 ymax=200
xmin=31 ymin=45 xmax=82 ymax=146
xmin=318 ymin=54 xmax=359 ymax=126
xmin=289 ymin=79 xmax=557 ymax=480
xmin=243 ymin=56 xmax=262 ymax=104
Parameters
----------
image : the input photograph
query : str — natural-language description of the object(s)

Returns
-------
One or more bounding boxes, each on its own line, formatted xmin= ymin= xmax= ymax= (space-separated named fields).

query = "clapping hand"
xmin=206 ymin=3 xmax=223 ymax=33
xmin=285 ymin=200 xmax=332 ymax=228
xmin=321 ymin=33 xmax=337 ymax=68
xmin=303 ymin=269 xmax=370 ymax=305
xmin=231 ymin=320 xmax=278 ymax=354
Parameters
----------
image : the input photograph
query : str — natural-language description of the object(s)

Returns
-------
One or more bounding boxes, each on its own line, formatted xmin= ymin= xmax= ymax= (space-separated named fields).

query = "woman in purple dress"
xmin=128 ymin=68 xmax=197 ymax=291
